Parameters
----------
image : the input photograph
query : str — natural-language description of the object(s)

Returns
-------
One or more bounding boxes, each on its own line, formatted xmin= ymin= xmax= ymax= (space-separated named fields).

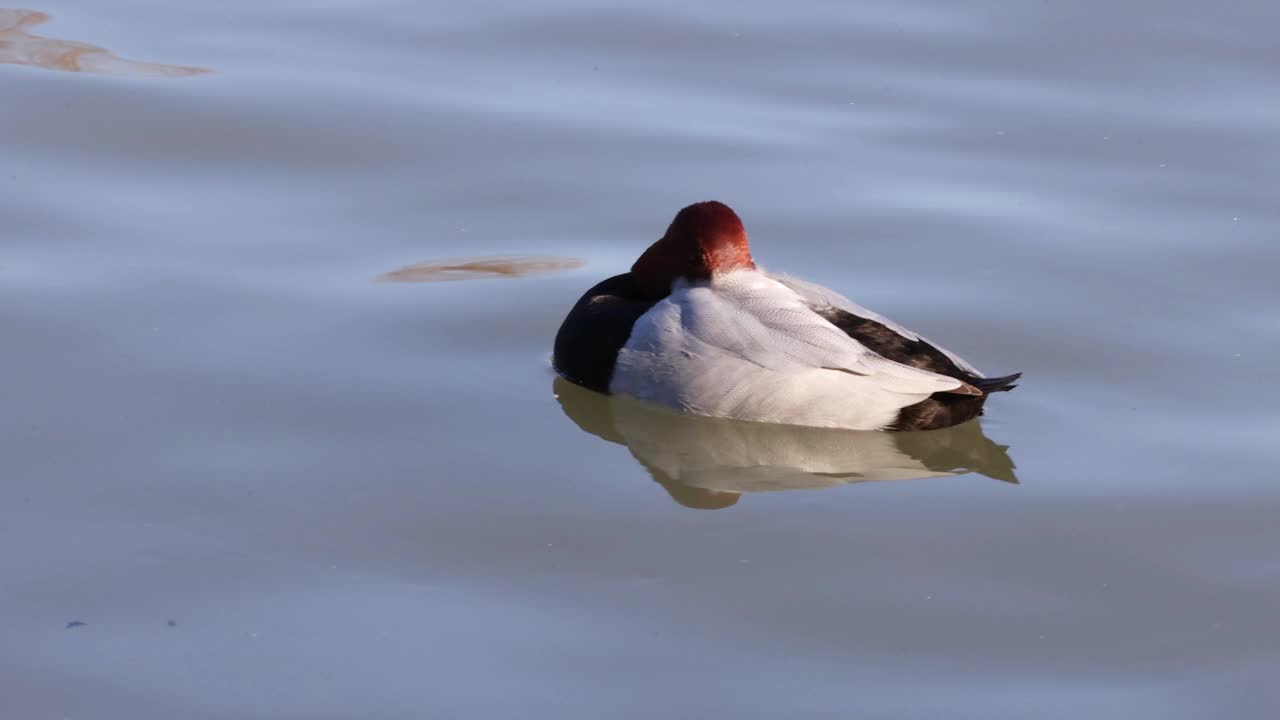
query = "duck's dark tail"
xmin=971 ymin=372 xmax=1021 ymax=394
xmin=893 ymin=371 xmax=1022 ymax=431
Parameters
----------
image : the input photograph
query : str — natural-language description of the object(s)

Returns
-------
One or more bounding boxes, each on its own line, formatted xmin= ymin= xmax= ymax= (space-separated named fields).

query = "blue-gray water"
xmin=3 ymin=2 xmax=1277 ymax=718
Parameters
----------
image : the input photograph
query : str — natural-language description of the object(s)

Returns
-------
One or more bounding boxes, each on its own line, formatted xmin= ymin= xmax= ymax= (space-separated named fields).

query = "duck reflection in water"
xmin=553 ymin=377 xmax=1017 ymax=510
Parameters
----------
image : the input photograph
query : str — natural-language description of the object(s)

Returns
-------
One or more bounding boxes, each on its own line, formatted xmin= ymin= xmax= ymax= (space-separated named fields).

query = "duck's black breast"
xmin=552 ymin=273 xmax=659 ymax=394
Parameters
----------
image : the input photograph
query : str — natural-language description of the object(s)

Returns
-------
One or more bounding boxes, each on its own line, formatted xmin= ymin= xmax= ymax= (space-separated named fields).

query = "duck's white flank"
xmin=768 ymin=271 xmax=984 ymax=377
xmin=610 ymin=270 xmax=969 ymax=430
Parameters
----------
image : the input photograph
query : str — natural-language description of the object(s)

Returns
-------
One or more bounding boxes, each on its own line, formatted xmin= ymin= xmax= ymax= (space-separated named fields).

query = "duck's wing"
xmin=767 ymin=271 xmax=986 ymax=377
xmin=676 ymin=273 xmax=979 ymax=397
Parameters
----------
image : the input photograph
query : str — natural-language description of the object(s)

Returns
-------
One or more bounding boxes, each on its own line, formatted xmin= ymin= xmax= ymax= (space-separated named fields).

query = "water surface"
xmin=3 ymin=1 xmax=1278 ymax=718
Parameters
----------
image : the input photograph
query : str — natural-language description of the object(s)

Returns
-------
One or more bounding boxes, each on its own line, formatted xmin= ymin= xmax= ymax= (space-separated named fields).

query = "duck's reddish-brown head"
xmin=630 ymin=201 xmax=755 ymax=299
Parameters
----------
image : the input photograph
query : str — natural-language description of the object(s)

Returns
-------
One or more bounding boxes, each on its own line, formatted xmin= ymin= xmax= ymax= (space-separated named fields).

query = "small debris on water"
xmin=0 ymin=9 xmax=209 ymax=77
xmin=380 ymin=256 xmax=583 ymax=283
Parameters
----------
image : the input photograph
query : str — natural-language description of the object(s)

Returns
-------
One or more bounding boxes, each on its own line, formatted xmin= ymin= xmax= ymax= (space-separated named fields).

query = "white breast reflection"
xmin=553 ymin=377 xmax=1017 ymax=510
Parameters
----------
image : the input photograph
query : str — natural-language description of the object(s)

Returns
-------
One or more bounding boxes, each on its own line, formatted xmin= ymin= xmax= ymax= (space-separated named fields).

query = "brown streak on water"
xmin=0 ymin=9 xmax=208 ymax=77
xmin=380 ymin=256 xmax=584 ymax=283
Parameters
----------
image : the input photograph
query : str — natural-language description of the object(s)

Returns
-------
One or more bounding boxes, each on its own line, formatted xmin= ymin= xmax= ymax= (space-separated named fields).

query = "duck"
xmin=552 ymin=201 xmax=1020 ymax=431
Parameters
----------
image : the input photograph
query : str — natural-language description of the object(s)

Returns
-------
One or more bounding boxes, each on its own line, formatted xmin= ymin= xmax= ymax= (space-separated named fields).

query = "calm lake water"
xmin=3 ymin=1 xmax=1278 ymax=717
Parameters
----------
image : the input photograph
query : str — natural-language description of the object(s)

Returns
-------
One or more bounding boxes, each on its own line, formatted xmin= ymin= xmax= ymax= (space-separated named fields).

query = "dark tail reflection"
xmin=553 ymin=377 xmax=1017 ymax=510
